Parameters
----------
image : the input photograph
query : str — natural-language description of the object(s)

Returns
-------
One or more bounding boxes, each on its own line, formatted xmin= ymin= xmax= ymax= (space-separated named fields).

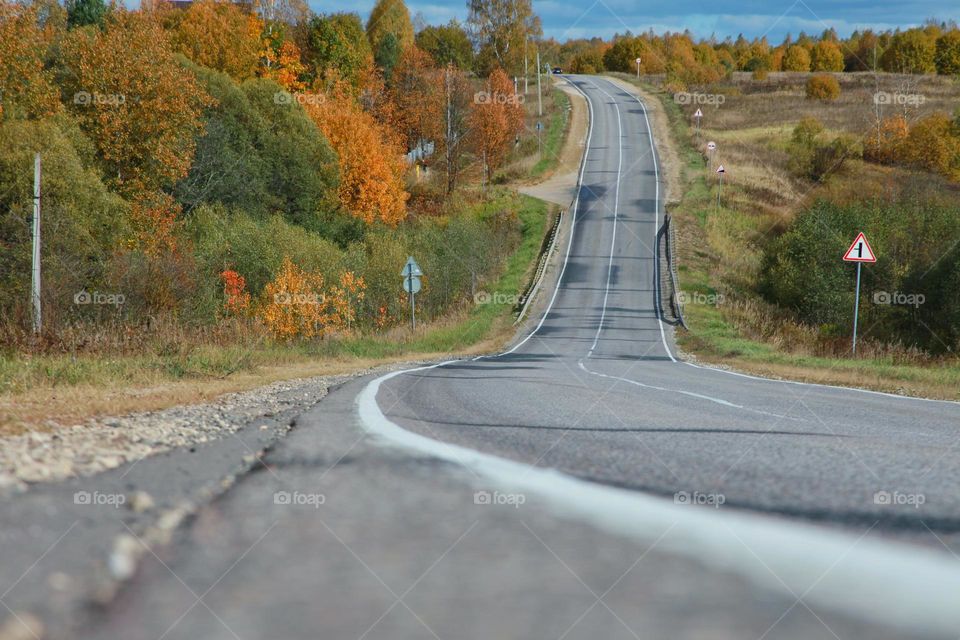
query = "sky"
xmin=312 ymin=0 xmax=960 ymax=42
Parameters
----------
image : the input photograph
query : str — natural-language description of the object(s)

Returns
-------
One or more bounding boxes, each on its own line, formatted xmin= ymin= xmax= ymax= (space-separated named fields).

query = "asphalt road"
xmin=382 ymin=77 xmax=960 ymax=542
xmin=6 ymin=77 xmax=960 ymax=640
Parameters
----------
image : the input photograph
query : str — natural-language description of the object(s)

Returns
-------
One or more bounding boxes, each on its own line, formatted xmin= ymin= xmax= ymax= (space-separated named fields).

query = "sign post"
xmin=693 ymin=108 xmax=703 ymax=139
xmin=401 ymin=256 xmax=423 ymax=330
xmin=842 ymin=232 xmax=877 ymax=354
xmin=635 ymin=57 xmax=641 ymax=78
xmin=706 ymin=140 xmax=716 ymax=170
xmin=715 ymin=164 xmax=725 ymax=208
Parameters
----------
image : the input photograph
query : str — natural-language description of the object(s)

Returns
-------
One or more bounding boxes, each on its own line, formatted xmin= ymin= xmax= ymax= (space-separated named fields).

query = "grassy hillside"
xmin=612 ymin=72 xmax=960 ymax=399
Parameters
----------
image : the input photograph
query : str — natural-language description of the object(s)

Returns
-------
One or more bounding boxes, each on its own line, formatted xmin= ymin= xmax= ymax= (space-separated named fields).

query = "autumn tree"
xmin=304 ymin=83 xmax=408 ymax=224
xmin=436 ymin=64 xmax=472 ymax=193
xmin=171 ymin=0 xmax=263 ymax=80
xmin=902 ymin=113 xmax=960 ymax=179
xmin=467 ymin=0 xmax=542 ymax=75
xmin=881 ymin=29 xmax=936 ymax=73
xmin=60 ymin=10 xmax=211 ymax=197
xmin=416 ymin=20 xmax=474 ymax=69
xmin=469 ymin=67 xmax=524 ymax=184
xmin=390 ymin=46 xmax=443 ymax=153
xmin=935 ymin=30 xmax=960 ymax=75
xmin=863 ymin=115 xmax=908 ymax=164
xmin=781 ymin=44 xmax=811 ymax=71
xmin=260 ymin=39 xmax=307 ymax=91
xmin=0 ymin=1 xmax=61 ymax=121
xmin=811 ymin=40 xmax=844 ymax=71
xmin=366 ymin=0 xmax=414 ymax=54
xmin=304 ymin=12 xmax=373 ymax=91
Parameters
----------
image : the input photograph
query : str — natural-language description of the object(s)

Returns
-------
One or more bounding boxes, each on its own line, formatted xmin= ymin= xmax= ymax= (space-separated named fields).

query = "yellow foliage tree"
xmin=903 ymin=113 xmax=960 ymax=180
xmin=0 ymin=1 xmax=61 ymax=121
xmin=172 ymin=0 xmax=263 ymax=80
xmin=61 ymin=10 xmax=212 ymax=197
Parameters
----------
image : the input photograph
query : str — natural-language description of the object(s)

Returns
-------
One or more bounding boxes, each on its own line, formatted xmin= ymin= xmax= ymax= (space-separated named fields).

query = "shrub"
xmin=760 ymin=185 xmax=960 ymax=352
xmin=901 ymin=112 xmax=960 ymax=179
xmin=806 ymin=74 xmax=840 ymax=100
xmin=863 ymin=115 xmax=909 ymax=164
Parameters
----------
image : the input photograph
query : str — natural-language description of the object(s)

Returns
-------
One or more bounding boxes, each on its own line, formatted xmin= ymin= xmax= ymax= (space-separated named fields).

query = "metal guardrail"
xmin=514 ymin=209 xmax=563 ymax=325
xmin=657 ymin=213 xmax=686 ymax=328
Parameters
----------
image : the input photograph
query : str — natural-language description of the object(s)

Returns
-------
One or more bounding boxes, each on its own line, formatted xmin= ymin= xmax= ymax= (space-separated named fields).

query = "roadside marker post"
xmin=842 ymin=232 xmax=877 ymax=355
xmin=635 ymin=57 xmax=641 ymax=78
xmin=536 ymin=120 xmax=543 ymax=156
xmin=715 ymin=164 xmax=725 ymax=208
xmin=401 ymin=256 xmax=423 ymax=330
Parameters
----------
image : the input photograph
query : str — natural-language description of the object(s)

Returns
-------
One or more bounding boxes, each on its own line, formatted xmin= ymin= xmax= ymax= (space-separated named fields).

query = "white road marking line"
xmin=357 ymin=365 xmax=960 ymax=638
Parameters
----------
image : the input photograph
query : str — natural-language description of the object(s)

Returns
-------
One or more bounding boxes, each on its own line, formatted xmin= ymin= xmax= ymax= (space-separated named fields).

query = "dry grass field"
xmin=611 ymin=71 xmax=960 ymax=399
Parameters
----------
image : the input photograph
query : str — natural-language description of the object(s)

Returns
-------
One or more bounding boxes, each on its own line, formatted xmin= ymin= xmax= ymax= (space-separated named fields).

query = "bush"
xmin=760 ymin=184 xmax=960 ymax=352
xmin=176 ymin=64 xmax=340 ymax=232
xmin=805 ymin=74 xmax=840 ymax=100
xmin=787 ymin=118 xmax=860 ymax=181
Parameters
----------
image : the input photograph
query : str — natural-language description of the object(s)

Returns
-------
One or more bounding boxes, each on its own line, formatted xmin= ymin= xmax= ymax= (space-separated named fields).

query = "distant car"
xmin=552 ymin=67 xmax=563 ymax=74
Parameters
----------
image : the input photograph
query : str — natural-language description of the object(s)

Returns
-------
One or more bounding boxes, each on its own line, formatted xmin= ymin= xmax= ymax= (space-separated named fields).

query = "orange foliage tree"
xmin=390 ymin=46 xmax=443 ymax=153
xmin=303 ymin=83 xmax=408 ymax=225
xmin=171 ymin=0 xmax=263 ymax=80
xmin=0 ymin=1 xmax=61 ymax=121
xmin=864 ymin=115 xmax=909 ymax=165
xmin=259 ymin=256 xmax=330 ymax=339
xmin=260 ymin=39 xmax=307 ymax=91
xmin=61 ymin=10 xmax=211 ymax=197
xmin=220 ymin=269 xmax=251 ymax=315
xmin=469 ymin=67 xmax=524 ymax=184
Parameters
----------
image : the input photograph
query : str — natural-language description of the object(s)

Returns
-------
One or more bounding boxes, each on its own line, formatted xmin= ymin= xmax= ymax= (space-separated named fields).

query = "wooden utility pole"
xmin=31 ymin=153 xmax=41 ymax=335
xmin=536 ymin=49 xmax=543 ymax=117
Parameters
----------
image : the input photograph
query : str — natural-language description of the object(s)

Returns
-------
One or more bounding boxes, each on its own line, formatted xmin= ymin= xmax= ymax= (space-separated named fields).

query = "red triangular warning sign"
xmin=842 ymin=232 xmax=876 ymax=263
xmin=715 ymin=165 xmax=725 ymax=173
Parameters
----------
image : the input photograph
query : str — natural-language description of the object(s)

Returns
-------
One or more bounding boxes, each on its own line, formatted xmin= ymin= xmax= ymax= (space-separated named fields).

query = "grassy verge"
xmin=529 ymin=88 xmax=571 ymax=177
xmin=0 ymin=193 xmax=554 ymax=430
xmin=614 ymin=75 xmax=960 ymax=400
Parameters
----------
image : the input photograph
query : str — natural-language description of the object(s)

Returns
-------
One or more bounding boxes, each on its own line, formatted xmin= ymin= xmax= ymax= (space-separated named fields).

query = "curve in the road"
xmin=357 ymin=76 xmax=960 ymax=636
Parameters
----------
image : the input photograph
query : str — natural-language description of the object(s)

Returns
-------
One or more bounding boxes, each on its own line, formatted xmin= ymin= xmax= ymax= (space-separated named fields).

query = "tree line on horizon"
xmin=552 ymin=22 xmax=960 ymax=82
